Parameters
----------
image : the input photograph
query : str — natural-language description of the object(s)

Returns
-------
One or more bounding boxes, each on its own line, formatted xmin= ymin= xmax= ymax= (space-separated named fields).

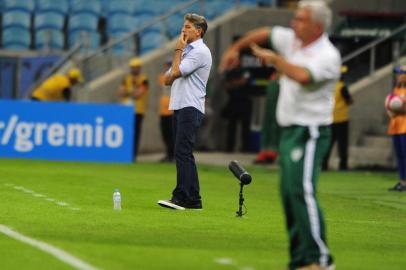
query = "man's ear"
xmin=197 ymin=28 xmax=203 ymax=38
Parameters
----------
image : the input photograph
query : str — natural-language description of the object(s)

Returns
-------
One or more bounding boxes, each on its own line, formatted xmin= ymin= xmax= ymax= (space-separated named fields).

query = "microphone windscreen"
xmin=229 ymin=160 xmax=244 ymax=178
xmin=229 ymin=160 xmax=252 ymax=185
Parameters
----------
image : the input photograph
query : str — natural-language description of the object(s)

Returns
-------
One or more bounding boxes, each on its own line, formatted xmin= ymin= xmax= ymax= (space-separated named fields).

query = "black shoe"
xmin=185 ymin=200 xmax=203 ymax=210
xmin=157 ymin=198 xmax=203 ymax=210
xmin=388 ymin=182 xmax=406 ymax=192
xmin=157 ymin=198 xmax=186 ymax=210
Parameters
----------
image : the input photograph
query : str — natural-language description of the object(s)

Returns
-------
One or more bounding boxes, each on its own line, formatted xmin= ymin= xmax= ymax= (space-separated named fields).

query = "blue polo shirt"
xmin=169 ymin=38 xmax=212 ymax=114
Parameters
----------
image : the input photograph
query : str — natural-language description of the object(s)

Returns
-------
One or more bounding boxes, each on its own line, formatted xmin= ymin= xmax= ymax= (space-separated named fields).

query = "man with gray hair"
xmin=220 ymin=1 xmax=340 ymax=269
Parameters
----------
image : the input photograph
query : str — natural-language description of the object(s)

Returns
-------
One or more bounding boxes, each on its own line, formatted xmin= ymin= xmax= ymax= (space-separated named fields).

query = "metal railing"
xmin=342 ymin=22 xmax=406 ymax=83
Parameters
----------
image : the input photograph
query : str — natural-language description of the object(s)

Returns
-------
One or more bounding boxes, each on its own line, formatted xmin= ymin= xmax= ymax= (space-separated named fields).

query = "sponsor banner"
xmin=0 ymin=100 xmax=134 ymax=163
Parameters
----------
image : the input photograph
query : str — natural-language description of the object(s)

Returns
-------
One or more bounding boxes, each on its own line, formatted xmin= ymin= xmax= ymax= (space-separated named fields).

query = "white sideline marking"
xmin=0 ymin=225 xmax=99 ymax=270
xmin=214 ymin=257 xmax=236 ymax=265
xmin=57 ymin=202 xmax=69 ymax=206
xmin=4 ymin=183 xmax=80 ymax=211
xmin=214 ymin=258 xmax=256 ymax=270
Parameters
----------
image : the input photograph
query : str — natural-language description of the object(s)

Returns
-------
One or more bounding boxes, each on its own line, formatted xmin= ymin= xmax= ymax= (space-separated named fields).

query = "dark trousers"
xmin=393 ymin=134 xmax=406 ymax=180
xmin=133 ymin=114 xmax=144 ymax=159
xmin=172 ymin=107 xmax=204 ymax=203
xmin=226 ymin=114 xmax=251 ymax=152
xmin=322 ymin=121 xmax=349 ymax=170
xmin=160 ymin=115 xmax=174 ymax=160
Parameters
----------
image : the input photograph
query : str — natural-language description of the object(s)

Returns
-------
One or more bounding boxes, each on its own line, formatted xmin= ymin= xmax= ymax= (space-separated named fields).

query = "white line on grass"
xmin=214 ymin=257 xmax=236 ymax=265
xmin=0 ymin=225 xmax=99 ymax=270
xmin=4 ymin=183 xmax=80 ymax=211
xmin=214 ymin=258 xmax=256 ymax=270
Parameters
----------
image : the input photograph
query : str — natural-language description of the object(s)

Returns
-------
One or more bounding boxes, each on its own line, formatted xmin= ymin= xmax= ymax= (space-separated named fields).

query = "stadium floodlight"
xmin=228 ymin=160 xmax=252 ymax=217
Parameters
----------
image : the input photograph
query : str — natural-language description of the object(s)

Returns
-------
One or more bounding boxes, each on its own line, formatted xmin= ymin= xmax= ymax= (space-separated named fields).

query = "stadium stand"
xmin=69 ymin=30 xmax=100 ymax=51
xmin=3 ymin=0 xmax=35 ymax=13
xmin=2 ymin=10 xmax=31 ymax=29
xmin=68 ymin=13 xmax=99 ymax=33
xmin=69 ymin=0 xmax=102 ymax=17
xmin=0 ymin=0 xmax=258 ymax=53
xmin=105 ymin=0 xmax=138 ymax=16
xmin=69 ymin=31 xmax=101 ymax=51
xmin=34 ymin=11 xmax=65 ymax=31
xmin=166 ymin=13 xmax=184 ymax=39
xmin=107 ymin=14 xmax=138 ymax=33
xmin=2 ymin=26 xmax=31 ymax=49
xmin=36 ymin=0 xmax=69 ymax=15
xmin=35 ymin=28 xmax=64 ymax=50
xmin=140 ymin=31 xmax=166 ymax=54
xmin=109 ymin=31 xmax=136 ymax=55
xmin=205 ymin=0 xmax=234 ymax=20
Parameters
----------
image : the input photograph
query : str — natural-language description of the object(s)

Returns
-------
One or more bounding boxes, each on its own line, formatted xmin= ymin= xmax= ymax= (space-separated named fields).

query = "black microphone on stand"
xmin=228 ymin=160 xmax=252 ymax=217
xmin=229 ymin=160 xmax=252 ymax=185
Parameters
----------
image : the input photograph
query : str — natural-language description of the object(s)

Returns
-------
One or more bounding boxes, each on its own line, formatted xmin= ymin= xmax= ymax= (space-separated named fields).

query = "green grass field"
xmin=0 ymin=158 xmax=405 ymax=270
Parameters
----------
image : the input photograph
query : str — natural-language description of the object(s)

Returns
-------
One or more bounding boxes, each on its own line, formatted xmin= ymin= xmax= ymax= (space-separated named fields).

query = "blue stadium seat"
xmin=166 ymin=13 xmax=184 ymax=38
xmin=68 ymin=13 xmax=98 ymax=33
xmin=2 ymin=27 xmax=31 ymax=49
xmin=106 ymin=0 xmax=137 ymax=16
xmin=205 ymin=0 xmax=234 ymax=20
xmin=36 ymin=0 xmax=69 ymax=15
xmin=2 ymin=10 xmax=31 ymax=30
xmin=35 ymin=29 xmax=64 ymax=50
xmin=140 ymin=31 xmax=166 ymax=54
xmin=3 ymin=0 xmax=35 ymax=13
xmin=69 ymin=30 xmax=100 ymax=50
xmin=142 ymin=24 xmax=162 ymax=36
xmin=34 ymin=12 xmax=65 ymax=30
xmin=109 ymin=32 xmax=136 ymax=55
xmin=133 ymin=0 xmax=157 ymax=16
xmin=239 ymin=0 xmax=259 ymax=6
xmin=107 ymin=14 xmax=139 ymax=33
xmin=69 ymin=0 xmax=102 ymax=16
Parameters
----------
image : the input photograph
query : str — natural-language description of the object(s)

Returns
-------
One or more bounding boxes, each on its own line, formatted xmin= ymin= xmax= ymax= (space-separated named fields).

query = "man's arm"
xmin=250 ymin=43 xmax=311 ymax=84
xmin=219 ymin=27 xmax=271 ymax=72
xmin=132 ymin=81 xmax=149 ymax=99
xmin=117 ymin=78 xmax=129 ymax=98
xmin=164 ymin=33 xmax=187 ymax=85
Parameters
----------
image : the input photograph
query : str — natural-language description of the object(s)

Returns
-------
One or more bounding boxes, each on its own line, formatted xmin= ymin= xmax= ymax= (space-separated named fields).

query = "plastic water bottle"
xmin=113 ymin=189 xmax=121 ymax=211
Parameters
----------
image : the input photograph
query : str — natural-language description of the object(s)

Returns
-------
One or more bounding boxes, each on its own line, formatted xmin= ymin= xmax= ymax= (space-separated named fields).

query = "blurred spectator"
xmin=117 ymin=58 xmax=149 ymax=159
xmin=254 ymin=73 xmax=280 ymax=164
xmin=30 ymin=68 xmax=83 ymax=101
xmin=322 ymin=65 xmax=353 ymax=171
xmin=221 ymin=65 xmax=253 ymax=152
xmin=387 ymin=65 xmax=406 ymax=192
xmin=158 ymin=58 xmax=174 ymax=162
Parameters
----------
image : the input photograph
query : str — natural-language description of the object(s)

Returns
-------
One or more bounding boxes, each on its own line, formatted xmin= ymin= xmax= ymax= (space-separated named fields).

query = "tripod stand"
xmin=236 ymin=183 xmax=245 ymax=217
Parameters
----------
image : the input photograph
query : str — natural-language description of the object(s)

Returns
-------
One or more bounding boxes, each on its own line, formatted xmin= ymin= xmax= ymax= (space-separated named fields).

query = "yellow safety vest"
xmin=332 ymin=81 xmax=349 ymax=123
xmin=121 ymin=73 xmax=149 ymax=114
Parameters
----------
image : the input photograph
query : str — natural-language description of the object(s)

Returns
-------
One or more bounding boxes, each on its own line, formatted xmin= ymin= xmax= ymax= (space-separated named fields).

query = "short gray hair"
xmin=184 ymin=13 xmax=208 ymax=37
xmin=298 ymin=0 xmax=332 ymax=30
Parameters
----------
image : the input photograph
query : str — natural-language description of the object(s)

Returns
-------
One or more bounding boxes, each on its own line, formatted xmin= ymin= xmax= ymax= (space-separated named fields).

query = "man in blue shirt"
xmin=158 ymin=13 xmax=212 ymax=210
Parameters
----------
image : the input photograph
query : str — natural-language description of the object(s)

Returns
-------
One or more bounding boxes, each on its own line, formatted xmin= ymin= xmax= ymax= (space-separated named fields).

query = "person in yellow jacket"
xmin=117 ymin=57 xmax=149 ymax=159
xmin=322 ymin=65 xmax=353 ymax=171
xmin=31 ymin=68 xmax=83 ymax=101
